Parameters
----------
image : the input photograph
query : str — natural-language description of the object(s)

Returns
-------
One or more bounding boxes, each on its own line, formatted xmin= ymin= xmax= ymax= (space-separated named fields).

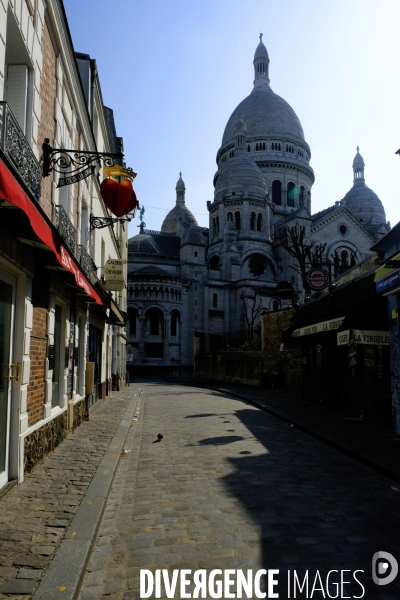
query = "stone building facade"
xmin=127 ymin=37 xmax=390 ymax=374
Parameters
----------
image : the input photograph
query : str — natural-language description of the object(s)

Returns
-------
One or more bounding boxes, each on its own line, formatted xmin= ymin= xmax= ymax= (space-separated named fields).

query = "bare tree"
xmin=278 ymin=225 xmax=327 ymax=296
xmin=240 ymin=291 xmax=265 ymax=341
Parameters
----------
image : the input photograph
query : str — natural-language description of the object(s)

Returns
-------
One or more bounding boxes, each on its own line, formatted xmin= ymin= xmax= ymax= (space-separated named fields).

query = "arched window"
xmin=257 ymin=213 xmax=262 ymax=231
xmin=272 ymin=180 xmax=282 ymax=205
xmin=287 ymin=182 xmax=295 ymax=207
xmin=262 ymin=142 xmax=265 ymax=150
xmin=299 ymin=186 xmax=304 ymax=208
xmin=250 ymin=212 xmax=256 ymax=231
xmin=171 ymin=310 xmax=179 ymax=337
xmin=216 ymin=215 xmax=219 ymax=233
xmin=147 ymin=308 xmax=163 ymax=336
xmin=273 ymin=300 xmax=279 ymax=311
xmin=212 ymin=218 xmax=216 ymax=237
xmin=213 ymin=293 xmax=218 ymax=308
xmin=208 ymin=255 xmax=220 ymax=270
xmin=235 ymin=211 xmax=241 ymax=230
xmin=227 ymin=212 xmax=233 ymax=222
xmin=247 ymin=145 xmax=250 ymax=152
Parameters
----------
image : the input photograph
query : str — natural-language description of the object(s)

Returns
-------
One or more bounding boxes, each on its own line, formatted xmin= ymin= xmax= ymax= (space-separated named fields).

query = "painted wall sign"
xmin=292 ymin=317 xmax=345 ymax=337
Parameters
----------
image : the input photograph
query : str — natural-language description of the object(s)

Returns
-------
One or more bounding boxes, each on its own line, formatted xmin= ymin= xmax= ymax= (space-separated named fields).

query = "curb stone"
xmin=31 ymin=397 xmax=137 ymax=600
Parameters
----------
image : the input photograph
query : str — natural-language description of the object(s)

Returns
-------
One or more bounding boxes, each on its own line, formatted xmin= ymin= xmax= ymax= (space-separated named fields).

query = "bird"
xmin=157 ymin=433 xmax=163 ymax=441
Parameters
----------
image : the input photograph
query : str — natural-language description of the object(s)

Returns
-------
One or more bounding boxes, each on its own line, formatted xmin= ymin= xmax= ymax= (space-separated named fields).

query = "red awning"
xmin=0 ymin=161 xmax=103 ymax=305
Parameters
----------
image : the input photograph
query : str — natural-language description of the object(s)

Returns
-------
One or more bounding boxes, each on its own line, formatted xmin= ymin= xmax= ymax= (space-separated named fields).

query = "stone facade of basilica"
xmin=126 ymin=37 xmax=389 ymax=372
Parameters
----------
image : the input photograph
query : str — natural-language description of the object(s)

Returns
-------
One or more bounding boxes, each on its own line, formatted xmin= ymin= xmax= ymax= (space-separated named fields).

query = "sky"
xmin=64 ymin=0 xmax=400 ymax=240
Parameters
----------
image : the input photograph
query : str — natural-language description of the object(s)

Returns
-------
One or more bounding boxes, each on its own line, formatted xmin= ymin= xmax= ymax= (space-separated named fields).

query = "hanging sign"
xmin=276 ymin=281 xmax=294 ymax=300
xmin=103 ymin=258 xmax=126 ymax=291
xmin=57 ymin=166 xmax=95 ymax=188
xmin=306 ymin=267 xmax=329 ymax=291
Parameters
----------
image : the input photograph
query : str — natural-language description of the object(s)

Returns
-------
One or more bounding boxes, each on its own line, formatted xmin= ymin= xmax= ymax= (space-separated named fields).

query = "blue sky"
xmin=64 ymin=0 xmax=400 ymax=239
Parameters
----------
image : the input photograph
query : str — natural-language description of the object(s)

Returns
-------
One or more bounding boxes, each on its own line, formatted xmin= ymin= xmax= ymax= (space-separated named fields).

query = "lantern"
xmin=100 ymin=165 xmax=138 ymax=218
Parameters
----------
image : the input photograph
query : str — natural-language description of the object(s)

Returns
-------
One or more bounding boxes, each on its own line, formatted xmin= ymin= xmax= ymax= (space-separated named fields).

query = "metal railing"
xmin=78 ymin=244 xmax=95 ymax=277
xmin=0 ymin=102 xmax=41 ymax=201
xmin=55 ymin=205 xmax=76 ymax=254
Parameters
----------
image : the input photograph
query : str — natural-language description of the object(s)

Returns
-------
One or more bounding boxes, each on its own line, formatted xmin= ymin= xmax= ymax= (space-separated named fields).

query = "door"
xmin=88 ymin=325 xmax=101 ymax=404
xmin=0 ymin=272 xmax=15 ymax=489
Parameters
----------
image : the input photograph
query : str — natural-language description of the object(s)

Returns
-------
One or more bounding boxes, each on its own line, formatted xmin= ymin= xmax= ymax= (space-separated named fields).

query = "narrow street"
xmin=77 ymin=383 xmax=400 ymax=600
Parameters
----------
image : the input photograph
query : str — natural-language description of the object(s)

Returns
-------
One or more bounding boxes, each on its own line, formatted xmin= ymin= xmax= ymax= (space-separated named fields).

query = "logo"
xmin=372 ymin=551 xmax=398 ymax=586
xmin=306 ymin=267 xmax=329 ymax=291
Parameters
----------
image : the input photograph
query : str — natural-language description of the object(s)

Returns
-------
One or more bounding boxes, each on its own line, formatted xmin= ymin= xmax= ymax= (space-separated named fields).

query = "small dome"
xmin=342 ymin=183 xmax=386 ymax=226
xmin=353 ymin=147 xmax=364 ymax=168
xmin=214 ymin=153 xmax=268 ymax=200
xmin=254 ymin=40 xmax=269 ymax=61
xmin=181 ymin=223 xmax=205 ymax=245
xmin=161 ymin=204 xmax=198 ymax=233
xmin=176 ymin=172 xmax=185 ymax=191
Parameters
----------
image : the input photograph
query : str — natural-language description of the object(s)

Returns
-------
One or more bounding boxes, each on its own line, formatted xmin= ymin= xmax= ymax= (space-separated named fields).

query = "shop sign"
xmin=353 ymin=329 xmax=389 ymax=345
xmin=103 ymin=258 xmax=126 ymax=291
xmin=376 ymin=268 xmax=400 ymax=293
xmin=276 ymin=281 xmax=294 ymax=300
xmin=306 ymin=267 xmax=329 ymax=291
xmin=337 ymin=329 xmax=389 ymax=346
xmin=292 ymin=317 xmax=345 ymax=337
xmin=337 ymin=330 xmax=350 ymax=346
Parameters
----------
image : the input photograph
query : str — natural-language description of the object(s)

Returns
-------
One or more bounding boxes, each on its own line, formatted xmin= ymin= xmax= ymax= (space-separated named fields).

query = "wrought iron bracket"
xmin=41 ymin=138 xmax=123 ymax=183
xmin=90 ymin=214 xmax=133 ymax=231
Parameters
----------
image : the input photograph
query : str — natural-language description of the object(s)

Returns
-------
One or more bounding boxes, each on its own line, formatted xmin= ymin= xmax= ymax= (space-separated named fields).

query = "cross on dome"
xmin=259 ymin=32 xmax=263 ymax=43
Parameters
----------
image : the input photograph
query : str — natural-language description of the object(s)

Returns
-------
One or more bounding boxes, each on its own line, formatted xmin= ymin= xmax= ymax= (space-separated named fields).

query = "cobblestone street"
xmin=77 ymin=383 xmax=400 ymax=600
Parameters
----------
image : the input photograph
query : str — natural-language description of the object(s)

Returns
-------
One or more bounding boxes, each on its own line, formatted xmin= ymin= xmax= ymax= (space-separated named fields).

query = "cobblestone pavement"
xmin=0 ymin=387 xmax=135 ymax=599
xmin=79 ymin=383 xmax=400 ymax=600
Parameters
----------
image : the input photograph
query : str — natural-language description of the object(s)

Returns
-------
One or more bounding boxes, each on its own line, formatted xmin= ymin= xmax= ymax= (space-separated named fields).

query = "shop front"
xmin=286 ymin=273 xmax=392 ymax=425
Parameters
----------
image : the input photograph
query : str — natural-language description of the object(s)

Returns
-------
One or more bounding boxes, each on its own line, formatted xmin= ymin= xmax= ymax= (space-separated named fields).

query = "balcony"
xmin=55 ymin=205 xmax=76 ymax=254
xmin=0 ymin=102 xmax=41 ymax=202
xmin=79 ymin=244 xmax=95 ymax=278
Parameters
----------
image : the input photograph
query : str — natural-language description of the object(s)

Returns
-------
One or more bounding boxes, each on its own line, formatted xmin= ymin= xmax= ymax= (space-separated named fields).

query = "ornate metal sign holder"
xmin=40 ymin=139 xmax=138 ymax=230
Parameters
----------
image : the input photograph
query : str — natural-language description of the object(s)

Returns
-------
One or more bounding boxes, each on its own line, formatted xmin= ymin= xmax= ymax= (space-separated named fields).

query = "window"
xmin=171 ymin=311 xmax=179 ymax=337
xmin=299 ymin=186 xmax=304 ymax=208
xmin=216 ymin=216 xmax=219 ymax=233
xmin=257 ymin=213 xmax=262 ymax=231
xmin=208 ymin=256 xmax=220 ymax=270
xmin=248 ymin=254 xmax=268 ymax=278
xmin=271 ymin=142 xmax=281 ymax=151
xmin=227 ymin=212 xmax=232 ymax=222
xmin=250 ymin=212 xmax=256 ymax=231
xmin=213 ymin=293 xmax=218 ymax=308
xmin=272 ymin=180 xmax=282 ymax=205
xmin=287 ymin=182 xmax=295 ymax=207
xmin=128 ymin=308 xmax=137 ymax=336
xmin=235 ymin=211 xmax=241 ymax=230
xmin=273 ymin=300 xmax=279 ymax=311
xmin=148 ymin=309 xmax=162 ymax=336
xmin=339 ymin=224 xmax=348 ymax=235
xmin=194 ymin=250 xmax=198 ymax=257
xmin=247 ymin=145 xmax=251 ymax=152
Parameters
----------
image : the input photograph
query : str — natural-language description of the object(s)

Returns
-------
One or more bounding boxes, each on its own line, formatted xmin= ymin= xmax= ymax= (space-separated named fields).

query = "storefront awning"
xmin=292 ymin=316 xmax=345 ymax=338
xmin=0 ymin=161 xmax=102 ymax=305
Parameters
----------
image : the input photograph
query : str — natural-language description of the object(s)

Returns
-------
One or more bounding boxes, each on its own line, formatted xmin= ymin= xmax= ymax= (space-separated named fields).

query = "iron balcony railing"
xmin=0 ymin=102 xmax=41 ymax=201
xmin=78 ymin=244 xmax=95 ymax=278
xmin=55 ymin=205 xmax=76 ymax=254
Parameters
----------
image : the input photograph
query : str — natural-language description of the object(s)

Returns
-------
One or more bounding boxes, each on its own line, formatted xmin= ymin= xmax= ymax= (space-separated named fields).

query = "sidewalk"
xmin=0 ymin=386 xmax=138 ymax=599
xmin=199 ymin=380 xmax=400 ymax=483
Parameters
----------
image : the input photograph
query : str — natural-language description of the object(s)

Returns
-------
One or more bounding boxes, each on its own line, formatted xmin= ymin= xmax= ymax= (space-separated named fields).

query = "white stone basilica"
xmin=126 ymin=36 xmax=390 ymax=371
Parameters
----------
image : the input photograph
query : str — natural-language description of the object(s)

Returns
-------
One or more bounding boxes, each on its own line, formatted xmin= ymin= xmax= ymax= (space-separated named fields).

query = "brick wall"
xmin=27 ymin=265 xmax=49 ymax=426
xmin=37 ymin=19 xmax=57 ymax=220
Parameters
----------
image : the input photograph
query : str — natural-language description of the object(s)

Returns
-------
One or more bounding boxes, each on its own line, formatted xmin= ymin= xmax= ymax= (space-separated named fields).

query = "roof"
xmin=222 ymin=86 xmax=305 ymax=147
xmin=128 ymin=232 xmax=181 ymax=258
xmin=129 ymin=266 xmax=178 ymax=278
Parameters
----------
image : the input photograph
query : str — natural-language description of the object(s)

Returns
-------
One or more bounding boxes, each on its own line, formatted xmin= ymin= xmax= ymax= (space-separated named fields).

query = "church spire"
xmin=253 ymin=32 xmax=270 ymax=88
xmin=352 ymin=146 xmax=365 ymax=184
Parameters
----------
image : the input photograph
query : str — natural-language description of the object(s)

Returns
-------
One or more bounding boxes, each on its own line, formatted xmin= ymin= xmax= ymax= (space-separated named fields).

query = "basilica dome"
xmin=341 ymin=148 xmax=386 ymax=227
xmin=161 ymin=173 xmax=198 ymax=234
xmin=214 ymin=152 xmax=268 ymax=200
xmin=221 ymin=38 xmax=306 ymax=148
